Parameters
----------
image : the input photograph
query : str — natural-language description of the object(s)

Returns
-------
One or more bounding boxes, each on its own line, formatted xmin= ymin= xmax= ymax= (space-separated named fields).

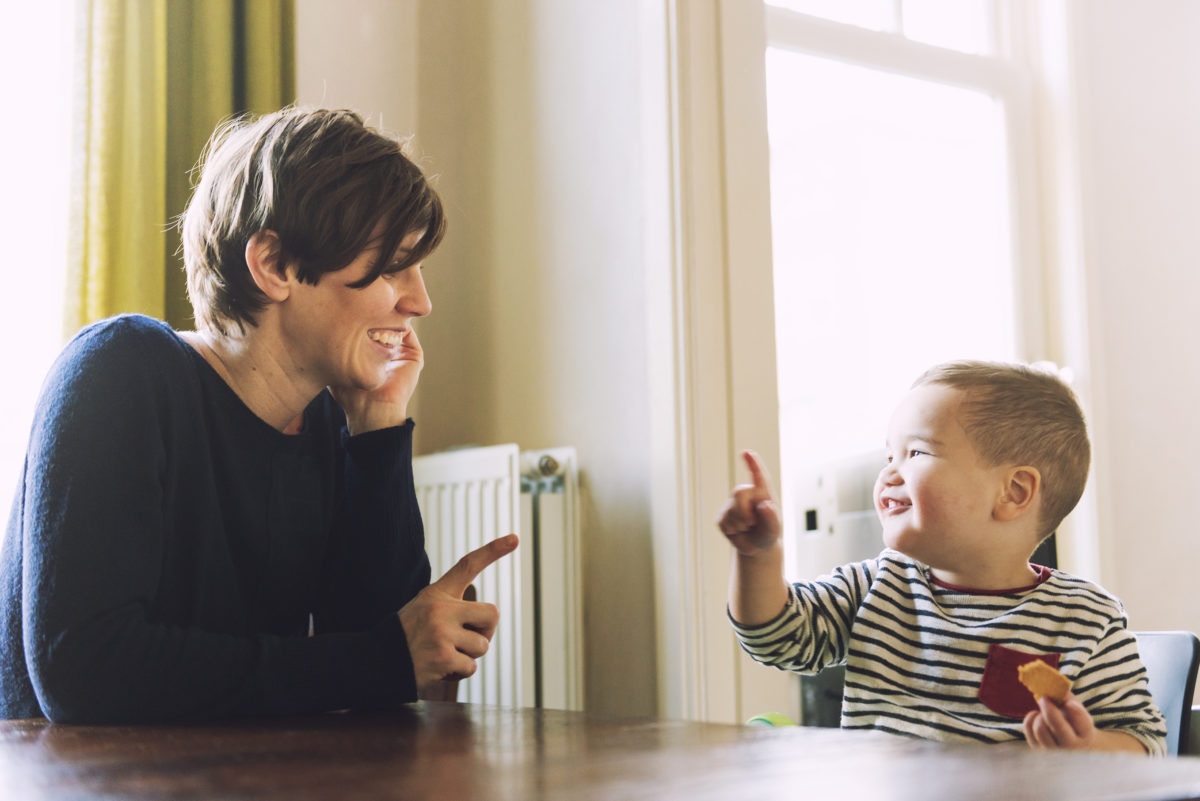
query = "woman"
xmin=0 ymin=107 xmax=515 ymax=723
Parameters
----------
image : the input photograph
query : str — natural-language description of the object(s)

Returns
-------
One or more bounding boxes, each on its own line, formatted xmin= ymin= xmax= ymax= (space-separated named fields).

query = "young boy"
xmin=717 ymin=360 xmax=1166 ymax=754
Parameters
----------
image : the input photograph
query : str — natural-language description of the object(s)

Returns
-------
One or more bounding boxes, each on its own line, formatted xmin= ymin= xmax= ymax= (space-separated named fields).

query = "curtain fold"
xmin=66 ymin=0 xmax=295 ymax=334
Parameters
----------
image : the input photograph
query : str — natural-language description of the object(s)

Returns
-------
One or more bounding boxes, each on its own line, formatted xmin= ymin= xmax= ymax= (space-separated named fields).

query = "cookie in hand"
xmin=1018 ymin=659 xmax=1071 ymax=704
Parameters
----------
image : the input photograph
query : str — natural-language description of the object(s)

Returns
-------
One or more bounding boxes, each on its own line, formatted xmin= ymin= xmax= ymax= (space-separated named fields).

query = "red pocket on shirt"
xmin=978 ymin=643 xmax=1061 ymax=719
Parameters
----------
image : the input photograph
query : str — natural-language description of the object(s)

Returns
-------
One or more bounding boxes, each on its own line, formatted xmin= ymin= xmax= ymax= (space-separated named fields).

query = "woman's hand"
xmin=399 ymin=535 xmax=519 ymax=696
xmin=331 ymin=326 xmax=424 ymax=435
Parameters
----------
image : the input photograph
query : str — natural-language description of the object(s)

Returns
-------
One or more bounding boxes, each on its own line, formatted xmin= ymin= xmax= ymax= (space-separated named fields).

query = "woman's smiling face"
xmin=279 ymin=228 xmax=432 ymax=395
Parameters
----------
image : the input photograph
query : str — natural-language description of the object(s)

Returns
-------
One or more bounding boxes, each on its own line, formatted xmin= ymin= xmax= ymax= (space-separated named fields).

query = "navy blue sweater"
xmin=0 ymin=315 xmax=430 ymax=722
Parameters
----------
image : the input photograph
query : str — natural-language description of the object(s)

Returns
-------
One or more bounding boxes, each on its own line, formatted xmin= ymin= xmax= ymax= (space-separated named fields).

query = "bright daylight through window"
xmin=763 ymin=0 xmax=1029 ymax=579
xmin=0 ymin=1 xmax=73 ymax=506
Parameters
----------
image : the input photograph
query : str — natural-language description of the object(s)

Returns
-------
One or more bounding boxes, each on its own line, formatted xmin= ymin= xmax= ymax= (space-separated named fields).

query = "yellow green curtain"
xmin=66 ymin=0 xmax=295 ymax=335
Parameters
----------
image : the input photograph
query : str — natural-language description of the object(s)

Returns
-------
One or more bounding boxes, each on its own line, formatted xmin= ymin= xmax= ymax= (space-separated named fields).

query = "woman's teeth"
xmin=368 ymin=330 xmax=405 ymax=347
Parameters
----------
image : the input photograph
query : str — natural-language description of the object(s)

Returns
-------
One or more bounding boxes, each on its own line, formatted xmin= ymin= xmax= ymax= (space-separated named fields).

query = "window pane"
xmin=902 ymin=0 xmax=994 ymax=55
xmin=767 ymin=0 xmax=995 ymax=55
xmin=765 ymin=49 xmax=1016 ymax=568
xmin=0 ymin=1 xmax=72 ymax=502
xmin=765 ymin=0 xmax=897 ymax=33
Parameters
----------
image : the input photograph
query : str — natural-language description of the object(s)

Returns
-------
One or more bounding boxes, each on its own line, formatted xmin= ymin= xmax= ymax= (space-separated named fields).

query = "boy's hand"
xmin=1023 ymin=694 xmax=1150 ymax=753
xmin=1023 ymin=694 xmax=1096 ymax=749
xmin=716 ymin=450 xmax=783 ymax=556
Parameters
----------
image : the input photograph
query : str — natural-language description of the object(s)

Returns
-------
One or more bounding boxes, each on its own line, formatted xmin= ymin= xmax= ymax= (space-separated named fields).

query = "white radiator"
xmin=413 ymin=444 xmax=584 ymax=710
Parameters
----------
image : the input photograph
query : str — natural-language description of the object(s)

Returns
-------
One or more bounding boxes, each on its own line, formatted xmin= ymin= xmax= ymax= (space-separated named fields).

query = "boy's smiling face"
xmin=874 ymin=383 xmax=1019 ymax=585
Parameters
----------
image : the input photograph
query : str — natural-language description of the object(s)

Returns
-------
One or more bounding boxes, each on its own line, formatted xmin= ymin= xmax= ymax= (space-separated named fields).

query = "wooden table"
xmin=3 ymin=702 xmax=1200 ymax=800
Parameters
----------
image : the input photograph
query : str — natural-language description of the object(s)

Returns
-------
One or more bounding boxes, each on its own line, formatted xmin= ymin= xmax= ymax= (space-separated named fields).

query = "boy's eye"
xmin=908 ymin=449 xmax=928 ymax=458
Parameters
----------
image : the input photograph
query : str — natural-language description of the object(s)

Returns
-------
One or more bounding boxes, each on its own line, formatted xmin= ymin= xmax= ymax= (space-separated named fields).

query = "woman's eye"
xmin=382 ymin=262 xmax=423 ymax=280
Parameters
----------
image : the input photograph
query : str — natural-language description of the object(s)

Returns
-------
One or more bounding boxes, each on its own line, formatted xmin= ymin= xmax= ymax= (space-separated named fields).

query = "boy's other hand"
xmin=1022 ymin=695 xmax=1149 ymax=753
xmin=1023 ymin=693 xmax=1095 ymax=750
xmin=716 ymin=449 xmax=783 ymax=556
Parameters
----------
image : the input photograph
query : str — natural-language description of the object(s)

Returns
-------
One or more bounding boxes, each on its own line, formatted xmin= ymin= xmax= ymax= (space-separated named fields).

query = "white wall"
xmin=413 ymin=0 xmax=660 ymax=718
xmin=295 ymin=0 xmax=417 ymax=135
xmin=298 ymin=0 xmax=661 ymax=717
xmin=1069 ymin=0 xmax=1200 ymax=638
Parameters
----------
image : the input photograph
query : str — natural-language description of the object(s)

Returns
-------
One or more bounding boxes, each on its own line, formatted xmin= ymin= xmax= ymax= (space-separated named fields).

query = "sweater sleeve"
xmin=315 ymin=420 xmax=431 ymax=635
xmin=15 ymin=319 xmax=423 ymax=722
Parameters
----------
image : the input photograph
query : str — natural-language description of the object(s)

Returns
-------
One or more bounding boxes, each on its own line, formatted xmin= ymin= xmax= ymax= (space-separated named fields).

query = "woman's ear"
xmin=994 ymin=466 xmax=1040 ymax=522
xmin=244 ymin=230 xmax=291 ymax=302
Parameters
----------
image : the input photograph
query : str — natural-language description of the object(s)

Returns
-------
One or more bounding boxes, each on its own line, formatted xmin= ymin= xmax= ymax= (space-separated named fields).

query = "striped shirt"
xmin=731 ymin=550 xmax=1167 ymax=755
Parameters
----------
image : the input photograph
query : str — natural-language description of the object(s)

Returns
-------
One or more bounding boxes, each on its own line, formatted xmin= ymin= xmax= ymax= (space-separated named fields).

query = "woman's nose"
xmin=400 ymin=269 xmax=433 ymax=317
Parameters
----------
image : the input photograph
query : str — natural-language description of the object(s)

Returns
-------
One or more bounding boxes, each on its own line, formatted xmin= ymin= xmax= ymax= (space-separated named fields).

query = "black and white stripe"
xmin=731 ymin=550 xmax=1167 ymax=754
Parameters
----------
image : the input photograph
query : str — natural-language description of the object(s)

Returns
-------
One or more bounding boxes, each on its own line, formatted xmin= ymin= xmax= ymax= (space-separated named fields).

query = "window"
xmin=0 ymin=1 xmax=74 ymax=504
xmin=767 ymin=0 xmax=996 ymax=54
xmin=762 ymin=2 xmax=1045 ymax=578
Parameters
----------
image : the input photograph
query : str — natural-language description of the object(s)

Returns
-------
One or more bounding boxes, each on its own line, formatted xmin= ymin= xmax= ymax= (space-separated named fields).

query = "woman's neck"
xmin=180 ymin=328 xmax=312 ymax=434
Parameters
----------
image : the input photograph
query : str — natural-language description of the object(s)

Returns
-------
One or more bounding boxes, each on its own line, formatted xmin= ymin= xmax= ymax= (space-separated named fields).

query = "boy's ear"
xmin=994 ymin=466 xmax=1040 ymax=522
xmin=245 ymin=230 xmax=292 ymax=302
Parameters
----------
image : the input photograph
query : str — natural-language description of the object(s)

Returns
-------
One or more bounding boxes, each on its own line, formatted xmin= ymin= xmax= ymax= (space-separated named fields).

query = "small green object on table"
xmin=746 ymin=712 xmax=797 ymax=727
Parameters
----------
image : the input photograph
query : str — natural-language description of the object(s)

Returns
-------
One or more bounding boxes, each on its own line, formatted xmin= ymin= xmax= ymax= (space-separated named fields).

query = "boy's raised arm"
xmin=716 ymin=450 xmax=791 ymax=626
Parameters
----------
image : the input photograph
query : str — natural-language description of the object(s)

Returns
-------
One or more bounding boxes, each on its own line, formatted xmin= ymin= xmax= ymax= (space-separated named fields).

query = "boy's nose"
xmin=877 ymin=463 xmax=901 ymax=485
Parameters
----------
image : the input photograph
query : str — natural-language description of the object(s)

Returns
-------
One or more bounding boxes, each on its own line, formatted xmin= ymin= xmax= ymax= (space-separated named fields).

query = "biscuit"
xmin=1017 ymin=659 xmax=1071 ymax=704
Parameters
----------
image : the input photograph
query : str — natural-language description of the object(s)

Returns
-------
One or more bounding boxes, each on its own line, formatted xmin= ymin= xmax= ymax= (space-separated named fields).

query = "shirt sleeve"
xmin=730 ymin=558 xmax=876 ymax=674
xmin=1073 ymin=619 xmax=1169 ymax=756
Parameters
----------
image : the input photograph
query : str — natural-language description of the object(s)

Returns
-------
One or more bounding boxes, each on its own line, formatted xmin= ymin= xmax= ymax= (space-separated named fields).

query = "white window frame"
xmin=648 ymin=0 xmax=1095 ymax=722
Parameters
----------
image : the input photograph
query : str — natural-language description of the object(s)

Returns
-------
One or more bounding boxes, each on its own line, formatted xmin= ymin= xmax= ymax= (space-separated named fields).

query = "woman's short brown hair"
xmin=179 ymin=106 xmax=445 ymax=335
xmin=913 ymin=360 xmax=1091 ymax=539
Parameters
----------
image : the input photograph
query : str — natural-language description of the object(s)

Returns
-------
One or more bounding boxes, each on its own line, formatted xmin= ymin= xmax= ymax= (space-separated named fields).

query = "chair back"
xmin=1133 ymin=630 xmax=1200 ymax=756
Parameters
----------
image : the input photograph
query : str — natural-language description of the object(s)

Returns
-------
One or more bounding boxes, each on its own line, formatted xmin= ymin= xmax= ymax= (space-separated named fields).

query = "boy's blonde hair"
xmin=913 ymin=360 xmax=1090 ymax=539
